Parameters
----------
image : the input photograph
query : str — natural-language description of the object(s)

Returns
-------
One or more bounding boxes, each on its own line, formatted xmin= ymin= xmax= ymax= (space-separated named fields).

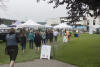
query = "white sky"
xmin=0 ymin=0 xmax=67 ymax=22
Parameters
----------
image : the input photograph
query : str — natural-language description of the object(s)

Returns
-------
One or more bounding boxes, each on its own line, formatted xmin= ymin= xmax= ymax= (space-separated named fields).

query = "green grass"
xmin=0 ymin=34 xmax=100 ymax=67
xmin=54 ymin=34 xmax=100 ymax=67
xmin=0 ymin=42 xmax=39 ymax=64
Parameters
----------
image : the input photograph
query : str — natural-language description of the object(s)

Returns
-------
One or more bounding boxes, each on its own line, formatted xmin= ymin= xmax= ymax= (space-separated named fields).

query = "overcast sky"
xmin=0 ymin=0 xmax=67 ymax=22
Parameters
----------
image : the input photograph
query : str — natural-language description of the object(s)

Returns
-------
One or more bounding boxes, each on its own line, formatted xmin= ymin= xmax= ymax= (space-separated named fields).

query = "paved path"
xmin=0 ymin=59 xmax=77 ymax=67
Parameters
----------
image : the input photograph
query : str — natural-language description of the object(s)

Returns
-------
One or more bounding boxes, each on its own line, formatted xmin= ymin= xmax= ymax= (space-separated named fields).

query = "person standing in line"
xmin=19 ymin=29 xmax=26 ymax=54
xmin=49 ymin=30 xmax=53 ymax=43
xmin=28 ymin=30 xmax=35 ymax=49
xmin=34 ymin=30 xmax=42 ymax=52
xmin=45 ymin=30 xmax=49 ymax=44
xmin=48 ymin=30 xmax=51 ymax=43
xmin=66 ymin=30 xmax=70 ymax=42
xmin=5 ymin=28 xmax=19 ymax=67
xmin=41 ymin=31 xmax=46 ymax=45
xmin=53 ymin=30 xmax=59 ymax=42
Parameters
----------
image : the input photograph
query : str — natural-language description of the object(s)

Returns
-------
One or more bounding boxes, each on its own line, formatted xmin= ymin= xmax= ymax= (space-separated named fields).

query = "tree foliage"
xmin=37 ymin=0 xmax=100 ymax=22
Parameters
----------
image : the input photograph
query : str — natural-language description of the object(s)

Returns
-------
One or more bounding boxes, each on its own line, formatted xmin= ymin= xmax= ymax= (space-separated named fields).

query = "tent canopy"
xmin=16 ymin=20 xmax=42 ymax=29
xmin=53 ymin=23 xmax=72 ymax=29
xmin=0 ymin=24 xmax=7 ymax=28
xmin=16 ymin=24 xmax=25 ymax=29
xmin=0 ymin=24 xmax=10 ymax=29
xmin=44 ymin=24 xmax=52 ymax=28
xmin=12 ymin=21 xmax=22 ymax=26
xmin=23 ymin=20 xmax=41 ymax=27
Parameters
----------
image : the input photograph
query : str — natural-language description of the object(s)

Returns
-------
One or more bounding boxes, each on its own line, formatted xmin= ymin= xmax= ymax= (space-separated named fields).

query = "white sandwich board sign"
xmin=40 ymin=45 xmax=51 ymax=60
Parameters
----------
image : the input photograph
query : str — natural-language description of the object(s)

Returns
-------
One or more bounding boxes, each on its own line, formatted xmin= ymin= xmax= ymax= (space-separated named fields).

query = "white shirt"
xmin=53 ymin=31 xmax=58 ymax=36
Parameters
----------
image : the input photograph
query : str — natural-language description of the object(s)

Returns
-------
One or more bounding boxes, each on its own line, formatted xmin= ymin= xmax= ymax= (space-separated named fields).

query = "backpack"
xmin=6 ymin=34 xmax=18 ymax=46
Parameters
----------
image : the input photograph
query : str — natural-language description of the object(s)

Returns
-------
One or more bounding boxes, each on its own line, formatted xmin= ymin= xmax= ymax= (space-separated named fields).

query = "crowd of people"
xmin=5 ymin=28 xmax=59 ymax=67
xmin=5 ymin=27 xmax=73 ymax=67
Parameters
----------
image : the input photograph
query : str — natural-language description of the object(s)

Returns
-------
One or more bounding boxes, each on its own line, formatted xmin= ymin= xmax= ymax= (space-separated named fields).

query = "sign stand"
xmin=40 ymin=45 xmax=51 ymax=60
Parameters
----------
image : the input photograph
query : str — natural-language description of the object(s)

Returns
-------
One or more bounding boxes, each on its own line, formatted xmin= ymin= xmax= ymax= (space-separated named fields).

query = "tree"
xmin=37 ymin=0 xmax=100 ymax=22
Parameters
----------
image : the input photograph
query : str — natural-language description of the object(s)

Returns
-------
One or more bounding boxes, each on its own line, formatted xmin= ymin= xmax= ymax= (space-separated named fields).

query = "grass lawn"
xmin=0 ymin=42 xmax=39 ymax=64
xmin=54 ymin=34 xmax=100 ymax=67
xmin=0 ymin=33 xmax=100 ymax=67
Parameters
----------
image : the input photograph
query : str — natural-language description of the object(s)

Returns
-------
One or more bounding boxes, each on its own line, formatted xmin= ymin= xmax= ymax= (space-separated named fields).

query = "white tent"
xmin=44 ymin=24 xmax=52 ymax=28
xmin=0 ymin=24 xmax=9 ymax=29
xmin=93 ymin=25 xmax=100 ymax=29
xmin=16 ymin=24 xmax=25 ymax=29
xmin=16 ymin=20 xmax=42 ymax=29
xmin=23 ymin=20 xmax=41 ymax=27
xmin=53 ymin=23 xmax=72 ymax=29
xmin=12 ymin=21 xmax=22 ymax=26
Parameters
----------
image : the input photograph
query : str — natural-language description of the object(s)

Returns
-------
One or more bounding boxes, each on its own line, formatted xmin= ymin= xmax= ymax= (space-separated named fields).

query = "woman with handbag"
xmin=6 ymin=28 xmax=19 ymax=67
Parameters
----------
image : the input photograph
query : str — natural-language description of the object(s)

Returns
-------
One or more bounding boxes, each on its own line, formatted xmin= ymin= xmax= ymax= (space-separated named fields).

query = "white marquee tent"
xmin=12 ymin=21 xmax=22 ymax=26
xmin=16 ymin=24 xmax=25 ymax=29
xmin=16 ymin=20 xmax=42 ymax=28
xmin=53 ymin=23 xmax=72 ymax=29
xmin=24 ymin=20 xmax=41 ymax=27
xmin=0 ymin=24 xmax=10 ymax=29
xmin=44 ymin=24 xmax=52 ymax=28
